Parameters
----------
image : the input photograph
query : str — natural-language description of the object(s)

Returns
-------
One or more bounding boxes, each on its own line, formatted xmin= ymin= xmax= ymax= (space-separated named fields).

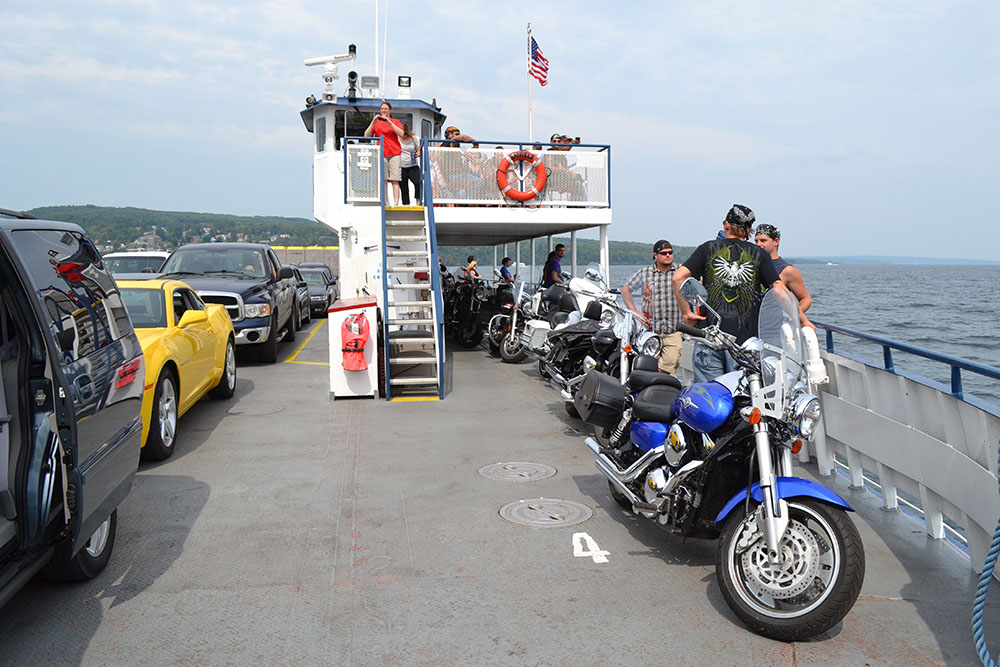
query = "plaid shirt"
xmin=625 ymin=264 xmax=679 ymax=334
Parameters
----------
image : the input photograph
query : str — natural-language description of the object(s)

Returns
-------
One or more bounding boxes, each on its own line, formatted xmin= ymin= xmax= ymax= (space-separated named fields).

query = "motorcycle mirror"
xmin=679 ymin=277 xmax=708 ymax=305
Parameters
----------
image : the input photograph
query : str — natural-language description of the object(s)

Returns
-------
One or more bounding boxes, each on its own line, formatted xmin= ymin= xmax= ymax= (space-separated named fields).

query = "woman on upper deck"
xmin=398 ymin=122 xmax=421 ymax=206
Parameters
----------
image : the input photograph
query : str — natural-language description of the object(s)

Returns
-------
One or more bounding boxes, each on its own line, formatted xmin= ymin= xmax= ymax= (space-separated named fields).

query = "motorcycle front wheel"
xmin=456 ymin=320 xmax=483 ymax=348
xmin=500 ymin=333 xmax=527 ymax=363
xmin=716 ymin=499 xmax=865 ymax=642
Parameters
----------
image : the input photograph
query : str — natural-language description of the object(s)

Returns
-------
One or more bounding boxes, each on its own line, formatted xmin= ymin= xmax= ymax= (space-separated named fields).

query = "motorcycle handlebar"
xmin=677 ymin=324 xmax=705 ymax=338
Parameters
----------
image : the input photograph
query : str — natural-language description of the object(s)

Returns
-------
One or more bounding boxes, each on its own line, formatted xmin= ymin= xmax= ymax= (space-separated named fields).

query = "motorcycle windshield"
xmin=757 ymin=287 xmax=804 ymax=380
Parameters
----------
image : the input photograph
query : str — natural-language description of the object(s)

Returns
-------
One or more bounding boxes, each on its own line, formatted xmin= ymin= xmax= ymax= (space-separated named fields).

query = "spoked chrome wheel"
xmin=716 ymin=499 xmax=865 ymax=641
xmin=157 ymin=376 xmax=177 ymax=448
xmin=143 ymin=370 xmax=179 ymax=461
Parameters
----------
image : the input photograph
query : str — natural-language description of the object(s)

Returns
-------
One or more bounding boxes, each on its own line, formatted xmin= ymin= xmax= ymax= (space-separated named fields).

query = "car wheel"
xmin=42 ymin=510 xmax=118 ymax=582
xmin=286 ymin=304 xmax=298 ymax=342
xmin=143 ymin=369 xmax=178 ymax=461
xmin=257 ymin=314 xmax=279 ymax=363
xmin=210 ymin=338 xmax=237 ymax=399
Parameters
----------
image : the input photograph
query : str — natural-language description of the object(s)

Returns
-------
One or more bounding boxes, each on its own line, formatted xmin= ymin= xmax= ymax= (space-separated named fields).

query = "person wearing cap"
xmin=754 ymin=223 xmax=812 ymax=313
xmin=364 ymin=101 xmax=405 ymax=205
xmin=622 ymin=239 xmax=683 ymax=374
xmin=443 ymin=126 xmax=475 ymax=147
xmin=546 ymin=134 xmax=584 ymax=202
xmin=672 ymin=204 xmax=782 ymax=383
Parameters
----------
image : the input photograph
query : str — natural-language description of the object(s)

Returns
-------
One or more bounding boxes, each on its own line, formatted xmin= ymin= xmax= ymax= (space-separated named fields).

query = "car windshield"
xmin=105 ymin=255 xmax=165 ymax=273
xmin=162 ymin=248 xmax=267 ymax=278
xmin=301 ymin=270 xmax=328 ymax=286
xmin=120 ymin=287 xmax=167 ymax=328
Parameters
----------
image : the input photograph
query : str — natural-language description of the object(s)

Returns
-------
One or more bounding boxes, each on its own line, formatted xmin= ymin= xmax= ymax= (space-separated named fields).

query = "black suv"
xmin=0 ymin=215 xmax=144 ymax=607
xmin=159 ymin=243 xmax=296 ymax=363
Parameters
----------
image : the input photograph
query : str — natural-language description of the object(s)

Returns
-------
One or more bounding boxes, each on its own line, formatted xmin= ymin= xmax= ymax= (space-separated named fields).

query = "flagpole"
xmin=527 ymin=23 xmax=533 ymax=142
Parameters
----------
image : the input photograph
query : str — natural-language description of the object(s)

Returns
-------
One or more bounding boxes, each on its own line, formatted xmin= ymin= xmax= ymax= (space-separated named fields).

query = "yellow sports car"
xmin=118 ymin=279 xmax=237 ymax=460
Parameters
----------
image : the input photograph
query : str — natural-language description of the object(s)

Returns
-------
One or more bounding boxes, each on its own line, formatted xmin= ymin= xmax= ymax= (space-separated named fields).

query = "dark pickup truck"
xmin=159 ymin=243 xmax=296 ymax=363
xmin=1 ymin=214 xmax=144 ymax=608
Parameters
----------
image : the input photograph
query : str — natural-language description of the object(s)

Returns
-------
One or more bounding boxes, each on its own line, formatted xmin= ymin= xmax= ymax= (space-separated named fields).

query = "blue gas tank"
xmin=671 ymin=381 xmax=735 ymax=433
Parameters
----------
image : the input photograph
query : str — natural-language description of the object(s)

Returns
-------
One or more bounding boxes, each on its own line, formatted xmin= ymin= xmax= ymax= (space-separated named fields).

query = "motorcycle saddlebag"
xmin=574 ymin=371 xmax=626 ymax=427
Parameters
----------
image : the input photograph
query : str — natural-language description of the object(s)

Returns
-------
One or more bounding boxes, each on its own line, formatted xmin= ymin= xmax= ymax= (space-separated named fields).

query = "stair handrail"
xmin=376 ymin=136 xmax=392 ymax=399
xmin=421 ymin=136 xmax=445 ymax=398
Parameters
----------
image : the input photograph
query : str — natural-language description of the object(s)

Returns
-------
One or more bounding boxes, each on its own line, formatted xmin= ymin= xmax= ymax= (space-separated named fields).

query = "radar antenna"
xmin=304 ymin=44 xmax=357 ymax=102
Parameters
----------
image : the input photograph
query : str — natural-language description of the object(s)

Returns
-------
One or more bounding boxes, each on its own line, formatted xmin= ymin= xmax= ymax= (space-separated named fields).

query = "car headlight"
xmin=244 ymin=302 xmax=271 ymax=318
xmin=638 ymin=331 xmax=662 ymax=357
xmin=600 ymin=307 xmax=616 ymax=325
xmin=791 ymin=394 xmax=822 ymax=440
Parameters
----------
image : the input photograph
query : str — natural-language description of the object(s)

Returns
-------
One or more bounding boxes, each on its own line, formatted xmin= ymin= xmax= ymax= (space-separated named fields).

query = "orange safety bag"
xmin=341 ymin=312 xmax=370 ymax=371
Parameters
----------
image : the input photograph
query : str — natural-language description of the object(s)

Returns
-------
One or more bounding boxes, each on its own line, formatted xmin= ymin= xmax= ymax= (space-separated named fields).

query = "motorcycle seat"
xmin=626 ymin=369 xmax=683 ymax=393
xmin=548 ymin=311 xmax=570 ymax=327
xmin=632 ymin=384 xmax=680 ymax=423
xmin=631 ymin=355 xmax=659 ymax=373
xmin=542 ymin=284 xmax=566 ymax=303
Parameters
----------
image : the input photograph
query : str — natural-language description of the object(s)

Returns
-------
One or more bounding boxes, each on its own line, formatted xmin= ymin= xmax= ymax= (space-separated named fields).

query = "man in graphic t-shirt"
xmin=672 ymin=204 xmax=781 ymax=383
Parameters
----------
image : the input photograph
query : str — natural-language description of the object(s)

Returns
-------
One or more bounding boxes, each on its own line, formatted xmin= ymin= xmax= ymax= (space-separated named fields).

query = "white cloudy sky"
xmin=2 ymin=1 xmax=998 ymax=260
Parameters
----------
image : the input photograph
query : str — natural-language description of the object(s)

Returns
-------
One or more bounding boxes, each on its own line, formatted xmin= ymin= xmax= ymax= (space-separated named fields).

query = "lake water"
xmin=481 ymin=262 xmax=1000 ymax=405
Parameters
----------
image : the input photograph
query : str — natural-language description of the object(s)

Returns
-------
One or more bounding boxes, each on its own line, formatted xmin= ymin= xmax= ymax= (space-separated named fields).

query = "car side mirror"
xmin=178 ymin=310 xmax=208 ymax=327
xmin=277 ymin=266 xmax=294 ymax=280
xmin=298 ymin=281 xmax=307 ymax=288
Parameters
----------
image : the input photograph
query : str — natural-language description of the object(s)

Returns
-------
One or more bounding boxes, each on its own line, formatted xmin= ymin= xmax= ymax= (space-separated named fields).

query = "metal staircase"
xmin=380 ymin=204 xmax=444 ymax=400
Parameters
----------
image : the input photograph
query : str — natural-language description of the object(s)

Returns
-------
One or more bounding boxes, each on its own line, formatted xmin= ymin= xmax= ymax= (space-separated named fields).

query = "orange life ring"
xmin=496 ymin=150 xmax=547 ymax=202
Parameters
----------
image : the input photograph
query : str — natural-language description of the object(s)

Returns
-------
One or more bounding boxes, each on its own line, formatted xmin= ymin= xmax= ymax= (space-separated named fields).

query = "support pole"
xmin=570 ymin=231 xmax=577 ymax=278
xmin=599 ymin=225 xmax=610 ymax=285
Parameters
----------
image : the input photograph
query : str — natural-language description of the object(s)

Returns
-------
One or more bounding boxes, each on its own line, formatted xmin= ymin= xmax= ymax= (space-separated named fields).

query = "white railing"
xmin=344 ymin=140 xmax=382 ymax=203
xmin=426 ymin=143 xmax=610 ymax=207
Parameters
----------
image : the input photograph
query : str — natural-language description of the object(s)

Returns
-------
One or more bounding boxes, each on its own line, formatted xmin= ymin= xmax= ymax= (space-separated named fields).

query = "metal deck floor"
xmin=0 ymin=318 xmax=997 ymax=665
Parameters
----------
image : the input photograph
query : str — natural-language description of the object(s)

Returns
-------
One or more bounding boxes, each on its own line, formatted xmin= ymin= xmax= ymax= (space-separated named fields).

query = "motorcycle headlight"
xmin=600 ymin=307 xmax=616 ymax=325
xmin=791 ymin=394 xmax=822 ymax=440
xmin=638 ymin=331 xmax=662 ymax=357
xmin=244 ymin=302 xmax=271 ymax=318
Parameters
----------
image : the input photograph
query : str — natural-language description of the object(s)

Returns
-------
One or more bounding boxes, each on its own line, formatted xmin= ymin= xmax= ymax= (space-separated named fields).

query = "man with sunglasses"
xmin=442 ymin=126 xmax=475 ymax=147
xmin=623 ymin=239 xmax=683 ymax=374
xmin=754 ymin=223 xmax=812 ymax=313
xmin=673 ymin=204 xmax=782 ymax=383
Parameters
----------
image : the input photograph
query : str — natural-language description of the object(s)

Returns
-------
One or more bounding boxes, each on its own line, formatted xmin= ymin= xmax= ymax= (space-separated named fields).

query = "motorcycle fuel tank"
xmin=671 ymin=381 xmax=735 ymax=434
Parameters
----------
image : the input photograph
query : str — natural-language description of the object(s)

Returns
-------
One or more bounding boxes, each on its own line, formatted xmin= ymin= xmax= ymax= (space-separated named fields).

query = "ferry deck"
xmin=0 ymin=324 xmax=995 ymax=664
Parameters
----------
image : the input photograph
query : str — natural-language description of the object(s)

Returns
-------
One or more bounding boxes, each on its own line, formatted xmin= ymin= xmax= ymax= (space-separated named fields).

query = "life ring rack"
xmin=496 ymin=150 xmax=547 ymax=202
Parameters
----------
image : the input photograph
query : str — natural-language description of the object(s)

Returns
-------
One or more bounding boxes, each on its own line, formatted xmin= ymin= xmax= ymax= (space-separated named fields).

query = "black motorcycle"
xmin=443 ymin=277 xmax=487 ymax=348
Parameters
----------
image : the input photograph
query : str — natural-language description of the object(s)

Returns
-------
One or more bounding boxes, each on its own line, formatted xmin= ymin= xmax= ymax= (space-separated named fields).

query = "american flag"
xmin=530 ymin=37 xmax=549 ymax=86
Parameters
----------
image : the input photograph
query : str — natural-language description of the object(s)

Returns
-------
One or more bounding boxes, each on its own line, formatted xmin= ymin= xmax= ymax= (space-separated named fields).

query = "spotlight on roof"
xmin=397 ymin=75 xmax=411 ymax=99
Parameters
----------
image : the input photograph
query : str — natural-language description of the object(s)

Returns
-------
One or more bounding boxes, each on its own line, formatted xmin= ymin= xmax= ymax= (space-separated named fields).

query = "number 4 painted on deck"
xmin=572 ymin=532 xmax=610 ymax=563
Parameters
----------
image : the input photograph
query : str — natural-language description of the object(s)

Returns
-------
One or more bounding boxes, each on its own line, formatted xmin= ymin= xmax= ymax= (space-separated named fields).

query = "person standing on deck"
xmin=398 ymin=122 xmax=421 ymax=206
xmin=541 ymin=244 xmax=566 ymax=287
xmin=672 ymin=204 xmax=781 ymax=383
xmin=754 ymin=223 xmax=812 ymax=313
xmin=622 ymin=239 xmax=682 ymax=374
xmin=499 ymin=257 xmax=514 ymax=283
xmin=364 ymin=101 xmax=405 ymax=205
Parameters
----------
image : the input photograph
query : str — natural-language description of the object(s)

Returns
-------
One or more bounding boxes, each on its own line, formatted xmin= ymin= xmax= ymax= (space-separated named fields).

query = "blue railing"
xmin=421 ymin=137 xmax=446 ymax=398
xmin=814 ymin=320 xmax=1000 ymax=401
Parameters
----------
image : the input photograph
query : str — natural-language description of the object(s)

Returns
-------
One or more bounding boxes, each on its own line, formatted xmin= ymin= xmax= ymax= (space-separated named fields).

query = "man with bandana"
xmin=672 ymin=204 xmax=781 ymax=383
xmin=754 ymin=223 xmax=812 ymax=314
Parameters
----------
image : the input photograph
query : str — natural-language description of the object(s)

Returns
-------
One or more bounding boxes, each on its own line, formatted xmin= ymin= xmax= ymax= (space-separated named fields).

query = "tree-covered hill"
xmin=21 ymin=204 xmax=699 ymax=263
xmin=25 ymin=205 xmax=337 ymax=249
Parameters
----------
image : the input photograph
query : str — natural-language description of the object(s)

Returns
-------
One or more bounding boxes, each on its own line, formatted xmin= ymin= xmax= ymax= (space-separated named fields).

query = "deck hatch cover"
xmin=478 ymin=462 xmax=557 ymax=482
xmin=499 ymin=499 xmax=592 ymax=528
xmin=227 ymin=402 xmax=283 ymax=416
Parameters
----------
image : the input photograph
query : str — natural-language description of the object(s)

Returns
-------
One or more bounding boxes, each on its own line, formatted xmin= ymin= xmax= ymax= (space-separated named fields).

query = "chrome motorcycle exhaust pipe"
xmin=595 ymin=455 xmax=660 ymax=513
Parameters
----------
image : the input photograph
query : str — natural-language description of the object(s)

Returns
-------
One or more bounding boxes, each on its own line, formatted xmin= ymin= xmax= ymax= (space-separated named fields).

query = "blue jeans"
xmin=692 ymin=343 xmax=737 ymax=383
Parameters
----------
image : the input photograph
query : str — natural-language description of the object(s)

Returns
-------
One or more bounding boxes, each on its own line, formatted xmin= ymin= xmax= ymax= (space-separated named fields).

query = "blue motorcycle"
xmin=574 ymin=280 xmax=865 ymax=641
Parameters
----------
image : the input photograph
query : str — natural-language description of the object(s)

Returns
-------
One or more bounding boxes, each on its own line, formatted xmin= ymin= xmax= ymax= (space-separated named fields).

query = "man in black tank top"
xmin=754 ymin=224 xmax=812 ymax=314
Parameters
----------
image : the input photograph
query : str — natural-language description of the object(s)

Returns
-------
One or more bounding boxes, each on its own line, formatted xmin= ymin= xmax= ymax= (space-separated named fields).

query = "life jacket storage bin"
xmin=328 ymin=296 xmax=380 ymax=399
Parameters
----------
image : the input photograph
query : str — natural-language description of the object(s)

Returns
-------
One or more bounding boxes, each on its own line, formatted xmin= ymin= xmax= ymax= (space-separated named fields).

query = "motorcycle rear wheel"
xmin=716 ymin=499 xmax=865 ymax=641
